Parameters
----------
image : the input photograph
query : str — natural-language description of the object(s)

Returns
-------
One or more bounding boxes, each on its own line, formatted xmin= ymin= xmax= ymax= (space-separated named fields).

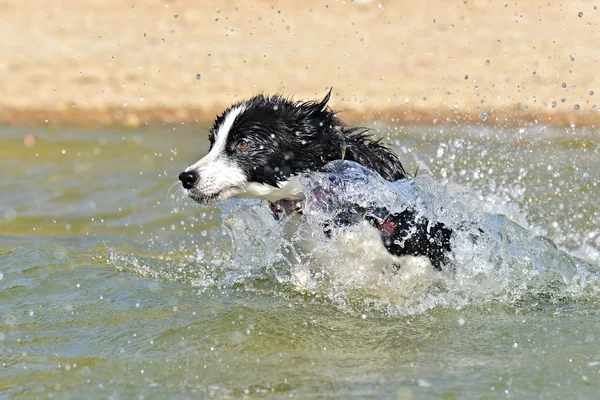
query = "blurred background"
xmin=1 ymin=0 xmax=598 ymax=126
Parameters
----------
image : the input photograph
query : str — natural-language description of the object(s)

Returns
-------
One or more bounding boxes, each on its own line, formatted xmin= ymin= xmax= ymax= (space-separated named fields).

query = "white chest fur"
xmin=233 ymin=176 xmax=304 ymax=203
xmin=283 ymin=217 xmax=435 ymax=288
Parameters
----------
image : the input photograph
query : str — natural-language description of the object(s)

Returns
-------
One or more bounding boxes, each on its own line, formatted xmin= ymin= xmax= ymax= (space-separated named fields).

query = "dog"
xmin=179 ymin=91 xmax=452 ymax=269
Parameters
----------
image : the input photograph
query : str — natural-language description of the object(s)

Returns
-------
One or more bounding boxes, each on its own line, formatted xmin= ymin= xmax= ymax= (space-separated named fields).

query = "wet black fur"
xmin=210 ymin=90 xmax=407 ymax=186
xmin=207 ymin=91 xmax=453 ymax=269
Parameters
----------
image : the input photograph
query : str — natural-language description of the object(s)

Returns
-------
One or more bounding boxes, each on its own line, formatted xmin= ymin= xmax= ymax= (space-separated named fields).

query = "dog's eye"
xmin=236 ymin=139 xmax=250 ymax=150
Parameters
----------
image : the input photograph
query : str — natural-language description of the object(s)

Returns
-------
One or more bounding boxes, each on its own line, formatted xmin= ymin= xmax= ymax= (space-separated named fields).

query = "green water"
xmin=1 ymin=124 xmax=600 ymax=399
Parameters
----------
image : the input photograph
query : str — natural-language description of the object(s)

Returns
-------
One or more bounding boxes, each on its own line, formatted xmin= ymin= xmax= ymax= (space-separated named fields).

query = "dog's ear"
xmin=317 ymin=88 xmax=333 ymax=110
xmin=302 ymin=88 xmax=333 ymax=117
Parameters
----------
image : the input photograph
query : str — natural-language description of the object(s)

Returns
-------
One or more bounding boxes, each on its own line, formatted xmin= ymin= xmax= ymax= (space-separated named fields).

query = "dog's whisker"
xmin=174 ymin=188 xmax=186 ymax=205
xmin=167 ymin=180 xmax=181 ymax=202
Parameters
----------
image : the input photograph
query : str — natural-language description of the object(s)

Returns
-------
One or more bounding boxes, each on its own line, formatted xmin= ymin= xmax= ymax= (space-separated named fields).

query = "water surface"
xmin=1 ymin=123 xmax=599 ymax=398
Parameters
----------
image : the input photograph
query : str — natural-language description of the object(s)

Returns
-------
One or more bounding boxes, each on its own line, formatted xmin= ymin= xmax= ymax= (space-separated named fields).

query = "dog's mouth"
xmin=186 ymin=190 xmax=222 ymax=205
xmin=187 ymin=191 xmax=216 ymax=205
xmin=185 ymin=186 xmax=242 ymax=205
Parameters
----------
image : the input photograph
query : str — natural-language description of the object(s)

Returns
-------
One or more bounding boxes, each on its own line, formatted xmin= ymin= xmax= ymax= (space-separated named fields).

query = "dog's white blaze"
xmin=185 ymin=105 xmax=247 ymax=198
xmin=187 ymin=105 xmax=246 ymax=171
xmin=212 ymin=105 xmax=246 ymax=158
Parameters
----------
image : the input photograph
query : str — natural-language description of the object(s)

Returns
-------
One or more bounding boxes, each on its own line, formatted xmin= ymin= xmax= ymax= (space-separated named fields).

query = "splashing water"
xmin=214 ymin=161 xmax=600 ymax=314
xmin=111 ymin=161 xmax=599 ymax=316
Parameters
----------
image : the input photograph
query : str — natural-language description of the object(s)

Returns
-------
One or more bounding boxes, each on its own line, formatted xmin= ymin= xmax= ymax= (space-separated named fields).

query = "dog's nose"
xmin=179 ymin=170 xmax=199 ymax=189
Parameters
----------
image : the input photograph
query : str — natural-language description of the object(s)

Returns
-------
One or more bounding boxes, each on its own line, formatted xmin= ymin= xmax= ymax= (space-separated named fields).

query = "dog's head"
xmin=179 ymin=91 xmax=347 ymax=204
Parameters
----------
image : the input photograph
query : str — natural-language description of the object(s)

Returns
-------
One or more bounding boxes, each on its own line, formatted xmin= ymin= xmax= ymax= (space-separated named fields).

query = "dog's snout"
xmin=179 ymin=170 xmax=199 ymax=189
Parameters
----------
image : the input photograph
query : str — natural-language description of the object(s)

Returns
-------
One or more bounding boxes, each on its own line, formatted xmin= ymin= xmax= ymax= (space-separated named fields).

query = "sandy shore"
xmin=1 ymin=0 xmax=599 ymax=126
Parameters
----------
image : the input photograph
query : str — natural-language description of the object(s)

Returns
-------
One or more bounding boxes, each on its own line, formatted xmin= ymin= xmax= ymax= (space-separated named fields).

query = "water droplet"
xmin=418 ymin=379 xmax=432 ymax=388
xmin=196 ymin=73 xmax=201 ymax=80
xmin=479 ymin=111 xmax=488 ymax=121
xmin=561 ymin=98 xmax=566 ymax=103
xmin=589 ymin=91 xmax=594 ymax=96
xmin=464 ymin=74 xmax=469 ymax=80
xmin=174 ymin=13 xmax=178 ymax=18
xmin=574 ymin=104 xmax=580 ymax=110
xmin=570 ymin=56 xmax=575 ymax=62
xmin=562 ymin=82 xmax=567 ymax=88
xmin=551 ymin=100 xmax=557 ymax=108
xmin=485 ymin=59 xmax=490 ymax=66
xmin=578 ymin=12 xmax=583 ymax=18
xmin=463 ymin=0 xmax=467 ymax=4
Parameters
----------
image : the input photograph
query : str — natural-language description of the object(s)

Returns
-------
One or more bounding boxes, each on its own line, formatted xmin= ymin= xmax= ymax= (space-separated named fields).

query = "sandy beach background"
xmin=1 ymin=0 xmax=599 ymax=126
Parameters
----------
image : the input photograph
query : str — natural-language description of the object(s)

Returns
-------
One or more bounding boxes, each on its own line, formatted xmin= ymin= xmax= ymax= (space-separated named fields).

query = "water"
xmin=1 ymin=123 xmax=599 ymax=398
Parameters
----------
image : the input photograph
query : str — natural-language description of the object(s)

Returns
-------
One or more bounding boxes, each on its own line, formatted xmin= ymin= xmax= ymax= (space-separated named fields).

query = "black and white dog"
xmin=179 ymin=91 xmax=452 ymax=269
